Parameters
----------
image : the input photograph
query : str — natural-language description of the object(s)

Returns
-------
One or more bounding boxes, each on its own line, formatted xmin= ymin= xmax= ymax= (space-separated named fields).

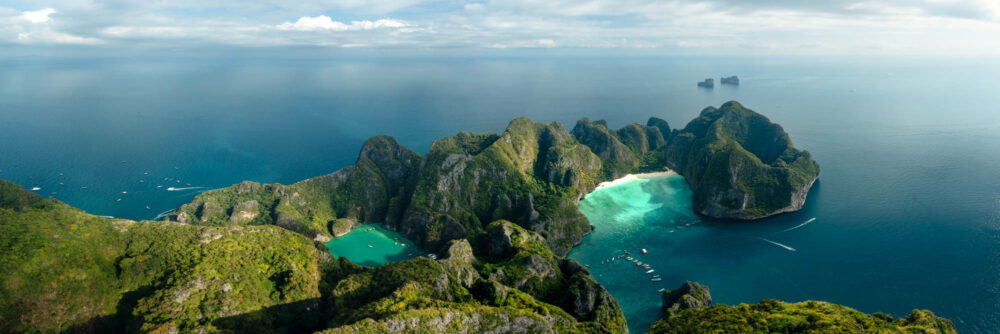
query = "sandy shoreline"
xmin=594 ymin=169 xmax=677 ymax=190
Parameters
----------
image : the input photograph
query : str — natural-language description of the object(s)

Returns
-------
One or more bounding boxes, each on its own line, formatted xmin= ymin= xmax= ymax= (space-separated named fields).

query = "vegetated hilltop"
xmin=648 ymin=281 xmax=955 ymax=334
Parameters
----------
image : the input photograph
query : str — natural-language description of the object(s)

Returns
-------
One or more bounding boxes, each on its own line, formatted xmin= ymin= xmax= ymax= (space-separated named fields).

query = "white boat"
xmin=646 ymin=269 xmax=655 ymax=274
xmin=368 ymin=245 xmax=373 ymax=248
xmin=642 ymin=248 xmax=648 ymax=254
xmin=30 ymin=187 xmax=40 ymax=191
xmin=651 ymin=278 xmax=662 ymax=282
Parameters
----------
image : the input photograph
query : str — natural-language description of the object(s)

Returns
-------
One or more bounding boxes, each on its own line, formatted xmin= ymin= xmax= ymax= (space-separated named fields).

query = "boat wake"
xmin=780 ymin=218 xmax=816 ymax=233
xmin=756 ymin=237 xmax=797 ymax=252
xmin=153 ymin=208 xmax=176 ymax=220
xmin=166 ymin=186 xmax=204 ymax=191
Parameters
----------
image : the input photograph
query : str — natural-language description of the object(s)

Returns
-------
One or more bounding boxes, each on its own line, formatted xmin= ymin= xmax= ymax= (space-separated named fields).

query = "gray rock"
xmin=662 ymin=281 xmax=712 ymax=316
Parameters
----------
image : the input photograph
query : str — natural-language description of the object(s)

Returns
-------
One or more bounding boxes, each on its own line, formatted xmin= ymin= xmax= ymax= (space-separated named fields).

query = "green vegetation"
xmin=660 ymin=101 xmax=820 ymax=219
xmin=2 ymin=102 xmax=919 ymax=334
xmin=0 ymin=180 xmax=327 ymax=333
xmin=648 ymin=299 xmax=955 ymax=334
xmin=1 ymin=180 xmax=626 ymax=333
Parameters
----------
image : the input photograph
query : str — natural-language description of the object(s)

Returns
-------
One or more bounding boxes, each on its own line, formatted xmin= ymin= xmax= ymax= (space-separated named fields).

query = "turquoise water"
xmin=2 ymin=55 xmax=1000 ymax=332
xmin=569 ymin=175 xmax=702 ymax=332
xmin=323 ymin=225 xmax=422 ymax=267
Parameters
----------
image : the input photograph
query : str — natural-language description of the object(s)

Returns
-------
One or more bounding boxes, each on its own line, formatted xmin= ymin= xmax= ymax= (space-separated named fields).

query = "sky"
xmin=1 ymin=0 xmax=999 ymax=56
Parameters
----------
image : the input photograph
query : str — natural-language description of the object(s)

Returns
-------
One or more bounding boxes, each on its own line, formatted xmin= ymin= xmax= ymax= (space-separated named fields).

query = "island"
xmin=0 ymin=102 xmax=932 ymax=334
xmin=721 ymin=76 xmax=739 ymax=85
xmin=696 ymin=78 xmax=713 ymax=88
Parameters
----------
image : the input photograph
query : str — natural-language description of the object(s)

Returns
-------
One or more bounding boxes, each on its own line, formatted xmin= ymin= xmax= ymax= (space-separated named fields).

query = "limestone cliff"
xmin=660 ymin=101 xmax=820 ymax=219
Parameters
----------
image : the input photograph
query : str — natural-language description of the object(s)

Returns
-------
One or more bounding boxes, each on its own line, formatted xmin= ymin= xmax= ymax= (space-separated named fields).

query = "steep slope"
xmin=399 ymin=119 xmax=603 ymax=255
xmin=318 ymin=221 xmax=626 ymax=333
xmin=660 ymin=101 xmax=820 ymax=219
xmin=169 ymin=135 xmax=420 ymax=242
xmin=0 ymin=180 xmax=328 ymax=333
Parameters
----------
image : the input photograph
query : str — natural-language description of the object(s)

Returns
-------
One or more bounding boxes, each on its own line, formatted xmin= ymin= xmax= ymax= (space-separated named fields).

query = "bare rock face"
xmin=438 ymin=239 xmax=480 ymax=287
xmin=661 ymin=281 xmax=712 ymax=316
xmin=229 ymin=200 xmax=259 ymax=224
xmin=484 ymin=220 xmax=546 ymax=259
xmin=330 ymin=218 xmax=356 ymax=237
xmin=197 ymin=200 xmax=224 ymax=223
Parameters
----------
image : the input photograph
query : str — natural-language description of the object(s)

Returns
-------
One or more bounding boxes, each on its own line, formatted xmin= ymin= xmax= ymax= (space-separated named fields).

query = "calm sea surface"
xmin=1 ymin=55 xmax=999 ymax=332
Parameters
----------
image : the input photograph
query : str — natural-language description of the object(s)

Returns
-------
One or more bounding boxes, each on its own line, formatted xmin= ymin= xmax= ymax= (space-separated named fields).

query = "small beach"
xmin=594 ymin=169 xmax=677 ymax=190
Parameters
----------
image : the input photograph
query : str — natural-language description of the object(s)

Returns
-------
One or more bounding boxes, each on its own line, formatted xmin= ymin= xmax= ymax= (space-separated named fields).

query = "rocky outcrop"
xmin=662 ymin=101 xmax=820 ymax=219
xmin=330 ymin=218 xmax=356 ymax=237
xmin=476 ymin=221 xmax=626 ymax=332
xmin=399 ymin=119 xmax=598 ymax=255
xmin=571 ymin=118 xmax=639 ymax=177
xmin=661 ymin=281 xmax=712 ymax=316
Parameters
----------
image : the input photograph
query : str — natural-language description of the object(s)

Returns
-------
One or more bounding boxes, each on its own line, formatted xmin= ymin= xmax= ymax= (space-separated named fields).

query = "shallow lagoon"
xmin=324 ymin=224 xmax=422 ymax=267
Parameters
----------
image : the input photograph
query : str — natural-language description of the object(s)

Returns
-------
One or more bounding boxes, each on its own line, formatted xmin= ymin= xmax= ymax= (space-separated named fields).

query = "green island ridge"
xmin=648 ymin=282 xmax=955 ymax=334
xmin=0 ymin=102 xmax=952 ymax=333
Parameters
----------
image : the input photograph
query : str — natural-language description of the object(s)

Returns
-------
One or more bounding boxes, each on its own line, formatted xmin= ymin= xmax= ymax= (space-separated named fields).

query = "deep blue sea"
xmin=2 ymin=54 xmax=999 ymax=333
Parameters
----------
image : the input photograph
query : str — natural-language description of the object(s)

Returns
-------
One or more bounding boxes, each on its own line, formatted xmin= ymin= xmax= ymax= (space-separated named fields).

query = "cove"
xmin=568 ymin=173 xmax=702 ymax=333
xmin=324 ymin=224 xmax=423 ymax=267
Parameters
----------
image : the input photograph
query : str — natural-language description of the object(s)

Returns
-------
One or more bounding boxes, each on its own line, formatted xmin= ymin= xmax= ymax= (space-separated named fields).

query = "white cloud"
xmin=275 ymin=16 xmax=409 ymax=31
xmin=1 ymin=7 xmax=102 ymax=44
xmin=2 ymin=1 xmax=999 ymax=55
xmin=22 ymin=8 xmax=56 ymax=23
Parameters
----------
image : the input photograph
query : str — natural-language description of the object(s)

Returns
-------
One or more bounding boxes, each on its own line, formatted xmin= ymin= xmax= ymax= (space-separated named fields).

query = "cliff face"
xmin=169 ymin=135 xmax=420 ymax=242
xmin=660 ymin=101 xmax=820 ymax=219
xmin=400 ymin=119 xmax=601 ymax=255
xmin=660 ymin=281 xmax=712 ymax=316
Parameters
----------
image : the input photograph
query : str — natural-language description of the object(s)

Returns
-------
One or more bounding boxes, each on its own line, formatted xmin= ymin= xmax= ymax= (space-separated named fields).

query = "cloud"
xmin=275 ymin=16 xmax=409 ymax=31
xmin=2 ymin=7 xmax=102 ymax=44
xmin=22 ymin=8 xmax=56 ymax=23
xmin=1 ymin=1 xmax=998 ymax=55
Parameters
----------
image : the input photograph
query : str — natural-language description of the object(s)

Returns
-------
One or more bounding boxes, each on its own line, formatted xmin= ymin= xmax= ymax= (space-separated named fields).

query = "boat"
xmin=642 ymin=248 xmax=648 ymax=254
xmin=651 ymin=277 xmax=662 ymax=282
xmin=658 ymin=288 xmax=666 ymax=293
xmin=646 ymin=269 xmax=655 ymax=274
xmin=367 ymin=245 xmax=373 ymax=248
xmin=30 ymin=187 xmax=40 ymax=191
xmin=626 ymin=257 xmax=633 ymax=261
xmin=428 ymin=253 xmax=438 ymax=260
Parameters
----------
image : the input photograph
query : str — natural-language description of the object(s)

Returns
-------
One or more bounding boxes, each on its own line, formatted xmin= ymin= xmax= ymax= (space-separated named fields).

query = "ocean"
xmin=1 ymin=54 xmax=999 ymax=332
